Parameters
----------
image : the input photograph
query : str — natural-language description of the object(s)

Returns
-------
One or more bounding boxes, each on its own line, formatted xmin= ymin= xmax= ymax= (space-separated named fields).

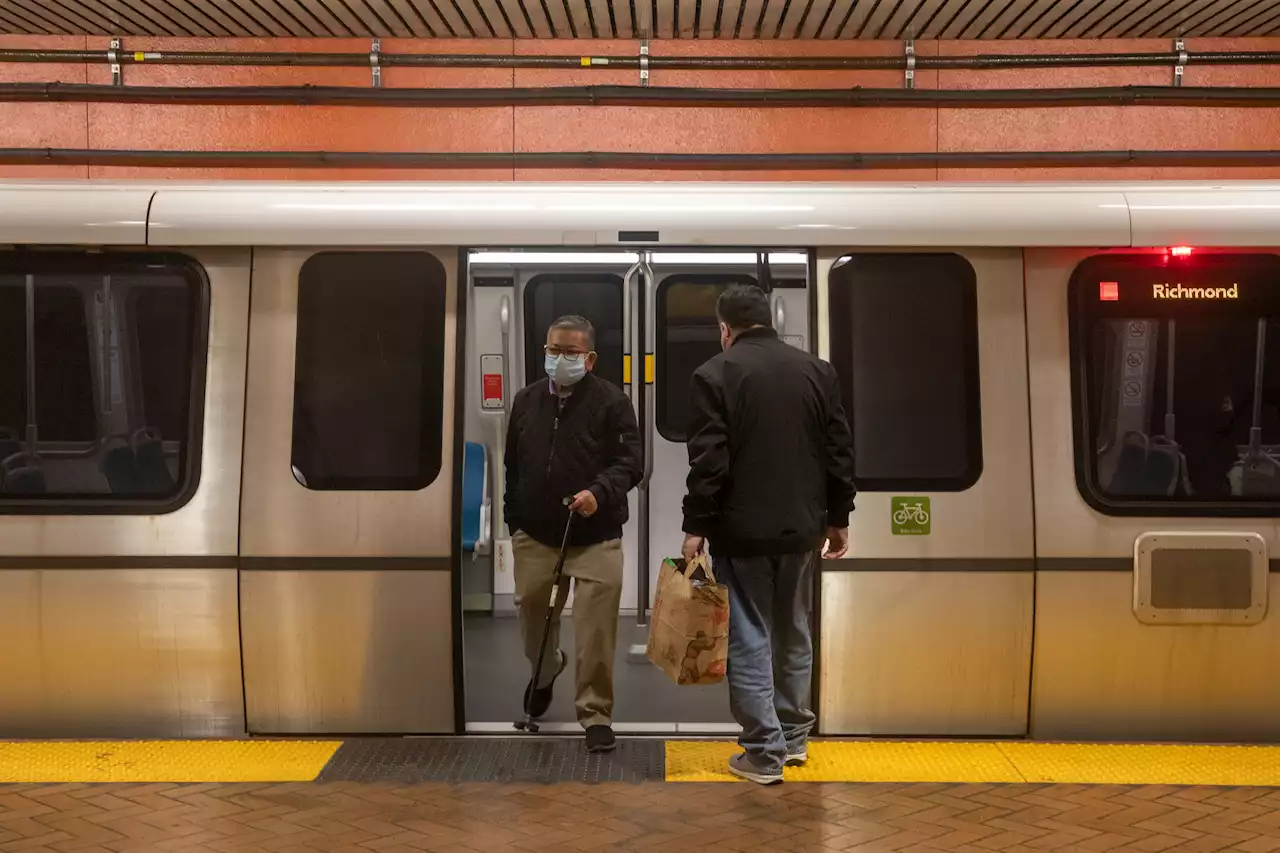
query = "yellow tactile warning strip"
xmin=666 ymin=740 xmax=1280 ymax=786
xmin=0 ymin=740 xmax=341 ymax=783
xmin=10 ymin=738 xmax=1280 ymax=786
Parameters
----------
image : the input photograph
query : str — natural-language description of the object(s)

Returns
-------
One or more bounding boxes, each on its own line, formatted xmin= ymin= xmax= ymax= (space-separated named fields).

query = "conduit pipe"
xmin=6 ymin=147 xmax=1280 ymax=170
xmin=1 ymin=47 xmax=1279 ymax=72
xmin=6 ymin=82 xmax=1280 ymax=108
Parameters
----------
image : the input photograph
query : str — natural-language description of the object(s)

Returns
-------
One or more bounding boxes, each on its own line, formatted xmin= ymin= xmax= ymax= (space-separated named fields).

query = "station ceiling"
xmin=0 ymin=0 xmax=1275 ymax=41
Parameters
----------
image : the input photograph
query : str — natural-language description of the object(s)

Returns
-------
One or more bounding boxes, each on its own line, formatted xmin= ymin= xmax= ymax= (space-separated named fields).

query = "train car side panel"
xmin=1027 ymin=247 xmax=1280 ymax=741
xmin=0 ymin=248 xmax=250 ymax=736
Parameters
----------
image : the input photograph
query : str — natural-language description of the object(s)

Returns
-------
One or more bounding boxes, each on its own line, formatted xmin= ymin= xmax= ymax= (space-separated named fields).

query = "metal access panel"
xmin=239 ymin=248 xmax=459 ymax=734
xmin=815 ymin=247 xmax=1035 ymax=736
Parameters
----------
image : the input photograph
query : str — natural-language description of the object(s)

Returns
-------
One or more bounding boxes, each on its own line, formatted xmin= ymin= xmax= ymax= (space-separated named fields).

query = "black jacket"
xmin=505 ymin=373 xmax=643 ymax=548
xmin=683 ymin=327 xmax=856 ymax=558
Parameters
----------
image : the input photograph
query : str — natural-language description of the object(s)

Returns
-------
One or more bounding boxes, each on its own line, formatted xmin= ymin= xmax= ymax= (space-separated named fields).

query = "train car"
xmin=0 ymin=180 xmax=1276 ymax=742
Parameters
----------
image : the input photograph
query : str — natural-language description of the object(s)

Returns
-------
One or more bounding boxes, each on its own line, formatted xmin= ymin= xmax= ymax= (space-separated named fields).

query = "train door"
xmin=238 ymin=248 xmax=460 ymax=735
xmin=461 ymin=251 xmax=638 ymax=732
xmin=814 ymin=249 xmax=1035 ymax=736
xmin=461 ymin=249 xmax=804 ymax=733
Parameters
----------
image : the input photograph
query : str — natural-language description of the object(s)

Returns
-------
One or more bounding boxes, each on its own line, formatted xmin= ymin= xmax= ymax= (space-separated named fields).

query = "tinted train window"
xmin=656 ymin=275 xmax=756 ymax=442
xmin=292 ymin=252 xmax=447 ymax=491
xmin=1072 ymin=252 xmax=1280 ymax=515
xmin=0 ymin=254 xmax=207 ymax=510
xmin=827 ymin=254 xmax=982 ymax=491
xmin=523 ymin=273 xmax=624 ymax=389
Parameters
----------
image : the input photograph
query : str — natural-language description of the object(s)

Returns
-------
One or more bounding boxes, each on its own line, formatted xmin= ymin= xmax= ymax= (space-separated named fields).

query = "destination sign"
xmin=1151 ymin=283 xmax=1239 ymax=300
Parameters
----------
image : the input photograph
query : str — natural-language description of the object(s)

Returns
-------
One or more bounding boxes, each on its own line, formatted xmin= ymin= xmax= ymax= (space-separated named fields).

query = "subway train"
xmin=1 ymin=180 xmax=1278 ymax=742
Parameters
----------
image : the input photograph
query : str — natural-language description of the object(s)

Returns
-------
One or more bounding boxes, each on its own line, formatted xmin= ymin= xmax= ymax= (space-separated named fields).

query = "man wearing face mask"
xmin=504 ymin=314 xmax=642 ymax=753
xmin=681 ymin=284 xmax=855 ymax=785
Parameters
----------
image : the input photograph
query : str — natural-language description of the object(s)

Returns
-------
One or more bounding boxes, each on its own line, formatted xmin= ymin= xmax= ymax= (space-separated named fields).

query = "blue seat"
xmin=462 ymin=442 xmax=488 ymax=554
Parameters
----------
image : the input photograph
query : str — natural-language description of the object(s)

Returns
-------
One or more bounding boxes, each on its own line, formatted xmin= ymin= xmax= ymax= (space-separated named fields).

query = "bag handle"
xmin=683 ymin=552 xmax=717 ymax=584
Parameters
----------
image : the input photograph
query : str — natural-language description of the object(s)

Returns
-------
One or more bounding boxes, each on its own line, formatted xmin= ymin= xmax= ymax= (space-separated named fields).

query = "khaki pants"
xmin=513 ymin=530 xmax=623 ymax=728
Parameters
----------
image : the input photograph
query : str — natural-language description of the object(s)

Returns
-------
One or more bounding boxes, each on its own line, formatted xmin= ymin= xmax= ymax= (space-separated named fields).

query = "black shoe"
xmin=522 ymin=649 xmax=566 ymax=719
xmin=585 ymin=724 xmax=616 ymax=753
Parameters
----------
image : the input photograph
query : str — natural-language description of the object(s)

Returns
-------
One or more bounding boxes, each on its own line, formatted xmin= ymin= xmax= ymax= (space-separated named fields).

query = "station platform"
xmin=4 ymin=738 xmax=1280 ymax=851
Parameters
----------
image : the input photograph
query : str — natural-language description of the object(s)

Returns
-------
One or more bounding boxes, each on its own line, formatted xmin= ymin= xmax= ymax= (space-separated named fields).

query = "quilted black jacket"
xmin=683 ymin=327 xmax=856 ymax=558
xmin=505 ymin=373 xmax=643 ymax=548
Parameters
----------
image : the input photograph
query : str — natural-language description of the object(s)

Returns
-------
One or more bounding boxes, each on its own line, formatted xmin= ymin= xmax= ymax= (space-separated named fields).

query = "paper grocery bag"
xmin=645 ymin=554 xmax=729 ymax=686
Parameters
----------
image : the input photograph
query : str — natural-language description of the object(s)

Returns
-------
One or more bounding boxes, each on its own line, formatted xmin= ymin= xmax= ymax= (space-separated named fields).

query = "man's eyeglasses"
xmin=544 ymin=346 xmax=591 ymax=361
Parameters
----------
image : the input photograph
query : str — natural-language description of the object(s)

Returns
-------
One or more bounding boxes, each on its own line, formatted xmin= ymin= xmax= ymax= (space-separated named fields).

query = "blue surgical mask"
xmin=545 ymin=353 xmax=587 ymax=387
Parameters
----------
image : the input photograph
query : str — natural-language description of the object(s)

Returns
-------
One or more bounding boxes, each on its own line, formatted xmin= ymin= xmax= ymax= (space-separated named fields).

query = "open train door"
xmin=460 ymin=248 xmax=805 ymax=734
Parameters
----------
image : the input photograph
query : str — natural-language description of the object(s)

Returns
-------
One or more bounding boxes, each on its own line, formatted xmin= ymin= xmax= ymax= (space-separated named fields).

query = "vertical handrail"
xmin=494 ymin=294 xmax=512 ymax=543
xmin=772 ymin=292 xmax=786 ymax=336
xmin=23 ymin=273 xmax=36 ymax=452
xmin=1164 ymin=319 xmax=1176 ymax=441
xmin=640 ymin=255 xmax=656 ymax=487
xmin=622 ymin=260 xmax=641 ymax=404
xmin=1249 ymin=318 xmax=1267 ymax=459
xmin=635 ymin=253 xmax=655 ymax=627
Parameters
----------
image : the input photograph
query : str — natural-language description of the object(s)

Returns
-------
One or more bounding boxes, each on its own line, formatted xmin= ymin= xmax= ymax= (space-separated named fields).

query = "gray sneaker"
xmin=728 ymin=753 xmax=783 ymax=785
xmin=785 ymin=747 xmax=808 ymax=766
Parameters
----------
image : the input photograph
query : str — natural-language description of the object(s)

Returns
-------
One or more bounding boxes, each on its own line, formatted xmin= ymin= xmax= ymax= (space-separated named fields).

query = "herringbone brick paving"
xmin=6 ymin=782 xmax=1280 ymax=852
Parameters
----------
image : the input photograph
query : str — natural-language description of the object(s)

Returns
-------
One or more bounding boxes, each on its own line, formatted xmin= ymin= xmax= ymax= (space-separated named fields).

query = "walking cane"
xmin=514 ymin=498 xmax=574 ymax=733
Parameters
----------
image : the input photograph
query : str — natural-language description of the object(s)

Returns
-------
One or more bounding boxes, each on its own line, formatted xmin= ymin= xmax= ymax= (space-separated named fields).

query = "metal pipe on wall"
xmin=2 ymin=46 xmax=1280 ymax=72
xmin=5 ymin=82 xmax=1280 ymax=108
xmin=7 ymin=147 xmax=1280 ymax=169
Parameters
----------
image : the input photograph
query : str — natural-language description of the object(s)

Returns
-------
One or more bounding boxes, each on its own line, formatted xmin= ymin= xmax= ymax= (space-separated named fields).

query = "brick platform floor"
xmin=5 ymin=781 xmax=1280 ymax=852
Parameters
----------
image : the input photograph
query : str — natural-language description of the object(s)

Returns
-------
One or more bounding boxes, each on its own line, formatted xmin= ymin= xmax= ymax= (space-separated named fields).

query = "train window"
xmin=523 ymin=273 xmax=624 ymax=389
xmin=655 ymin=274 xmax=757 ymax=442
xmin=827 ymin=254 xmax=982 ymax=491
xmin=292 ymin=252 xmax=447 ymax=492
xmin=1071 ymin=252 xmax=1280 ymax=515
xmin=0 ymin=253 xmax=208 ymax=511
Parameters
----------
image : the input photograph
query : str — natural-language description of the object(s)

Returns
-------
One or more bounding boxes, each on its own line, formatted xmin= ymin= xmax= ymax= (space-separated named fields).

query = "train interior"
xmin=459 ymin=249 xmax=810 ymax=733
xmin=0 ymin=259 xmax=198 ymax=503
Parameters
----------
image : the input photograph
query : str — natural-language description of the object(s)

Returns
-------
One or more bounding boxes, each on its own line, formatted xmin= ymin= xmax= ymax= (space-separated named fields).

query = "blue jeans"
xmin=717 ymin=552 xmax=817 ymax=773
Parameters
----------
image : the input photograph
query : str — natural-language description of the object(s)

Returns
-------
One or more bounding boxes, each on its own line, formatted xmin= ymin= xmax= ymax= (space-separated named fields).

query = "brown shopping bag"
xmin=645 ymin=554 xmax=729 ymax=686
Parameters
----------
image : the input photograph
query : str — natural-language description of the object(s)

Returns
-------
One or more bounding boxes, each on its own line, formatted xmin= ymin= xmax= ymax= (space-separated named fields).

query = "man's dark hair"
xmin=715 ymin=284 xmax=772 ymax=332
xmin=548 ymin=314 xmax=595 ymax=349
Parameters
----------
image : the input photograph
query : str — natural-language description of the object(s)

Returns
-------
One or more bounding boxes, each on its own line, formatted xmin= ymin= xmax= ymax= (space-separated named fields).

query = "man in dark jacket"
xmin=681 ymin=284 xmax=855 ymax=784
xmin=505 ymin=314 xmax=642 ymax=753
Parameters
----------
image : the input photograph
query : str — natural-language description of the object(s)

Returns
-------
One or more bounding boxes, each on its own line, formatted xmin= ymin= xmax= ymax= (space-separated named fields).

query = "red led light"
xmin=1170 ymin=246 xmax=1194 ymax=258
xmin=1100 ymin=281 xmax=1119 ymax=301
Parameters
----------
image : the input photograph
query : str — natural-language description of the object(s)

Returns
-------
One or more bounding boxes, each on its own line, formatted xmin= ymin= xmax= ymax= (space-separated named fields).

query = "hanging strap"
xmin=756 ymin=252 xmax=773 ymax=294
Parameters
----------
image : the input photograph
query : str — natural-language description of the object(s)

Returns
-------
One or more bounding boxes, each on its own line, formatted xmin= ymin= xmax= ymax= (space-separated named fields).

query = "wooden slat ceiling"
xmin=2 ymin=0 xmax=1279 ymax=39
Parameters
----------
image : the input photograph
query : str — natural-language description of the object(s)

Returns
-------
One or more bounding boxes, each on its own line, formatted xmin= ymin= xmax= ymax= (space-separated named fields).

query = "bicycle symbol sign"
xmin=891 ymin=496 xmax=931 ymax=536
